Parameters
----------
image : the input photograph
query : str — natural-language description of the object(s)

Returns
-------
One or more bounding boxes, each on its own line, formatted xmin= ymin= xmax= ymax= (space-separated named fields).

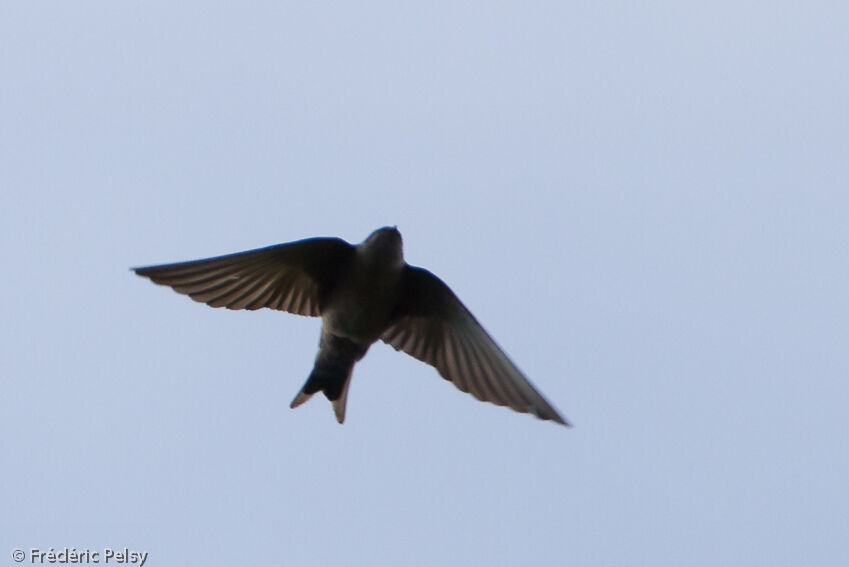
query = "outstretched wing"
xmin=133 ymin=237 xmax=354 ymax=316
xmin=381 ymin=266 xmax=569 ymax=426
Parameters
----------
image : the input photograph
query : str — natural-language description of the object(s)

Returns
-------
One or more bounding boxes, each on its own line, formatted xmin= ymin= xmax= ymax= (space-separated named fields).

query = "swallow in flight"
xmin=134 ymin=227 xmax=568 ymax=426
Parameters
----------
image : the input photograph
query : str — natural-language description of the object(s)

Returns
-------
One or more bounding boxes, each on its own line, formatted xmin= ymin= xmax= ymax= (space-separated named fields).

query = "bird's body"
xmin=292 ymin=229 xmax=405 ymax=422
xmin=323 ymin=231 xmax=403 ymax=342
xmin=133 ymin=227 xmax=569 ymax=426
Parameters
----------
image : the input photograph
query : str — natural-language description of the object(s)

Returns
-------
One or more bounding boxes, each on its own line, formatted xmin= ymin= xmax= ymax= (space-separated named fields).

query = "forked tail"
xmin=289 ymin=333 xmax=367 ymax=424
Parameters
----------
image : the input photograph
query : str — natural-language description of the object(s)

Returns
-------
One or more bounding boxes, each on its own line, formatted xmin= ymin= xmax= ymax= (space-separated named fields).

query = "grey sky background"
xmin=2 ymin=2 xmax=847 ymax=565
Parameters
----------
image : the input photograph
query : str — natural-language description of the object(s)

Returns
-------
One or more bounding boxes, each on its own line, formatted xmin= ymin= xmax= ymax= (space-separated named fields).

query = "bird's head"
xmin=360 ymin=226 xmax=404 ymax=267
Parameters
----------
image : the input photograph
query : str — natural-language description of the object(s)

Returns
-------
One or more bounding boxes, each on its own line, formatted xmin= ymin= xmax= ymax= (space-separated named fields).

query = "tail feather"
xmin=290 ymin=332 xmax=368 ymax=424
xmin=289 ymin=389 xmax=313 ymax=409
xmin=289 ymin=362 xmax=355 ymax=424
xmin=331 ymin=377 xmax=352 ymax=424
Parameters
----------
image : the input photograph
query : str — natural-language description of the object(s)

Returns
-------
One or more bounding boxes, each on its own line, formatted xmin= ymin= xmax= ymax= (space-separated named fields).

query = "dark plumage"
xmin=134 ymin=227 xmax=568 ymax=426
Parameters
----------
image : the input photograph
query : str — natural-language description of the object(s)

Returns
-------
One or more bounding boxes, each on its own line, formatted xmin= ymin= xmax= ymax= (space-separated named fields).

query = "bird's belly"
xmin=322 ymin=290 xmax=394 ymax=343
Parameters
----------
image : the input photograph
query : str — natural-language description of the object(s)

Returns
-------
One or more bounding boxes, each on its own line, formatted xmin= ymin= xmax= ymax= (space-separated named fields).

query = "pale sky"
xmin=2 ymin=2 xmax=847 ymax=566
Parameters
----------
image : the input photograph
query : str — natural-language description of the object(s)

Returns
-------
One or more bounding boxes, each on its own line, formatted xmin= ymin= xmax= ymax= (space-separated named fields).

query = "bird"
xmin=133 ymin=227 xmax=569 ymax=426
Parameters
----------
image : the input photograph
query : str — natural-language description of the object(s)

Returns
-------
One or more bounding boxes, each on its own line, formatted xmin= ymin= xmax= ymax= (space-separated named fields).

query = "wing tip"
xmin=553 ymin=415 xmax=573 ymax=428
xmin=530 ymin=406 xmax=572 ymax=427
